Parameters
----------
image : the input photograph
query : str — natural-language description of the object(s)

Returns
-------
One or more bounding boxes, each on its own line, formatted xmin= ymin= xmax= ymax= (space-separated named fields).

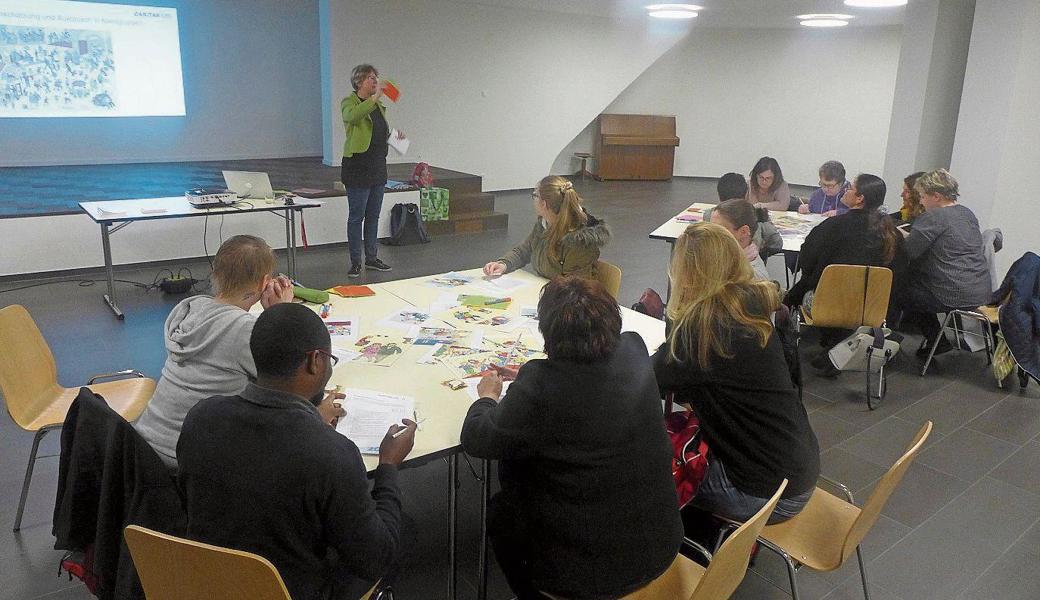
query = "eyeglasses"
xmin=313 ymin=349 xmax=339 ymax=367
xmin=819 ymin=180 xmax=842 ymax=190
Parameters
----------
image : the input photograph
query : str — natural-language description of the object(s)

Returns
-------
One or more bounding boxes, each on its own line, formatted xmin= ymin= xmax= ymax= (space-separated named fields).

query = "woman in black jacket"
xmin=654 ymin=223 xmax=819 ymax=524
xmin=461 ymin=276 xmax=682 ymax=600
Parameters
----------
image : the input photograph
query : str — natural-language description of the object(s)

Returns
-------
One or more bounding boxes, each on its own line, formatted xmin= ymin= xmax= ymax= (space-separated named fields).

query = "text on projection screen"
xmin=0 ymin=0 xmax=185 ymax=118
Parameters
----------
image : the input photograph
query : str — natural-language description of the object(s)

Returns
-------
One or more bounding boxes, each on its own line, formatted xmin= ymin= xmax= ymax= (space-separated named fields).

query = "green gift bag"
xmin=420 ymin=187 xmax=450 ymax=221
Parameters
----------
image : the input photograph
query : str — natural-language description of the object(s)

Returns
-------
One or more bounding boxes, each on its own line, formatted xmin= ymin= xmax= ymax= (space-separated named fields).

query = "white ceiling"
xmin=455 ymin=0 xmax=906 ymax=28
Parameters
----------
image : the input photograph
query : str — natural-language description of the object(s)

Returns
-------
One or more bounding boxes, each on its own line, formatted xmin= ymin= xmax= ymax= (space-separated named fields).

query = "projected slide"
xmin=0 ymin=0 xmax=185 ymax=117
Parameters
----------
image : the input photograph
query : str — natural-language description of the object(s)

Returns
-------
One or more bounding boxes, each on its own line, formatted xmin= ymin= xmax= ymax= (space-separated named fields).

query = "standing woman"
xmin=747 ymin=156 xmax=792 ymax=211
xmin=341 ymin=64 xmax=402 ymax=278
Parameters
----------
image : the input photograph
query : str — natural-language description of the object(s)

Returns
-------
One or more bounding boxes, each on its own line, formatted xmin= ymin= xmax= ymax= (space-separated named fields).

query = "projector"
xmin=186 ymin=187 xmax=237 ymax=208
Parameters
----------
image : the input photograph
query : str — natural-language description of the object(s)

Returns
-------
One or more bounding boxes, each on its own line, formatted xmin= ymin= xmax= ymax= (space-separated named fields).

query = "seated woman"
xmin=784 ymin=173 xmax=904 ymax=310
xmin=799 ymin=160 xmax=850 ymax=216
xmin=653 ymin=223 xmax=819 ymax=524
xmin=135 ymin=235 xmax=294 ymax=467
xmin=890 ymin=171 xmax=926 ymax=228
xmin=461 ymin=276 xmax=682 ymax=600
xmin=483 ymin=176 xmax=609 ymax=280
xmin=895 ymin=168 xmax=991 ymax=356
xmin=709 ymin=198 xmax=771 ymax=280
xmin=746 ymin=156 xmax=792 ymax=211
xmin=708 ymin=172 xmax=783 ymax=255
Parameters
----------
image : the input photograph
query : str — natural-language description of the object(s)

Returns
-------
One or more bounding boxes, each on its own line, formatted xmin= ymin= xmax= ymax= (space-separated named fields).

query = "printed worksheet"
xmin=335 ymin=389 xmax=414 ymax=454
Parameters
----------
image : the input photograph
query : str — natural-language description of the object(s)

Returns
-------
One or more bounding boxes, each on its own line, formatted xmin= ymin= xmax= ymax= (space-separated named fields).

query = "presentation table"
xmin=80 ymin=196 xmax=321 ymax=320
xmin=310 ymin=268 xmax=666 ymax=600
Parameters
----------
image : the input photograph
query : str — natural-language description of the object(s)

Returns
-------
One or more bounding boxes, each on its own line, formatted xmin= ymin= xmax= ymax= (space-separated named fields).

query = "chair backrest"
xmin=0 ymin=304 xmax=64 ymax=428
xmin=595 ymin=260 xmax=623 ymax=301
xmin=809 ymin=265 xmax=892 ymax=329
xmin=124 ymin=525 xmax=292 ymax=600
xmin=690 ymin=479 xmax=788 ymax=600
xmin=841 ymin=421 xmax=932 ymax=562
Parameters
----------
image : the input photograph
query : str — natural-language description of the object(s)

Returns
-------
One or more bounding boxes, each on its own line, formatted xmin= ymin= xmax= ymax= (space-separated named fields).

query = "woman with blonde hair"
xmin=653 ymin=223 xmax=819 ymax=523
xmin=483 ymin=176 xmax=609 ymax=279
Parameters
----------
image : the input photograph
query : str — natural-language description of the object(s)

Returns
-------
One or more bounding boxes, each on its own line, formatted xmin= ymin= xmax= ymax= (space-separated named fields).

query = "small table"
xmin=80 ymin=196 xmax=321 ymax=320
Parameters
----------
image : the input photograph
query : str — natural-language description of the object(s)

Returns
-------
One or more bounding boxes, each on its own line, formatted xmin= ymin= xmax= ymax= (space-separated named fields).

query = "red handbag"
xmin=664 ymin=395 xmax=709 ymax=508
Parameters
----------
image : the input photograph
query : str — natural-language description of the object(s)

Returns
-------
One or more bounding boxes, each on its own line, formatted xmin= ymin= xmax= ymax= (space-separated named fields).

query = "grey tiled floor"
xmin=2 ymin=177 xmax=1038 ymax=599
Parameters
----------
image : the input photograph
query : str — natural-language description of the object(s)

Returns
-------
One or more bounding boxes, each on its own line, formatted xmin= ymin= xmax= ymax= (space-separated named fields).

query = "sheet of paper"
xmin=335 ymin=389 xmax=415 ymax=454
xmin=388 ymin=129 xmax=410 ymax=155
xmin=326 ymin=317 xmax=360 ymax=344
xmin=430 ymin=292 xmax=462 ymax=314
xmin=425 ymin=272 xmax=475 ymax=289
xmin=476 ymin=275 xmax=529 ymax=294
xmin=464 ymin=379 xmax=512 ymax=401
xmin=378 ymin=308 xmax=434 ymax=330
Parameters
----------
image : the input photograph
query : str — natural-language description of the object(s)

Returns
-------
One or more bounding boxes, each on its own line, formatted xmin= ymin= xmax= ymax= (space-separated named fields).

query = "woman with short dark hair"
xmin=461 ymin=276 xmax=682 ymax=600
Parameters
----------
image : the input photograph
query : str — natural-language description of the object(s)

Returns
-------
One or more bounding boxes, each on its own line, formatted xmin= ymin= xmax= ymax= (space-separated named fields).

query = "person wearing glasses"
xmin=799 ymin=160 xmax=850 ymax=216
xmin=341 ymin=63 xmax=405 ymax=279
xmin=747 ymin=156 xmax=792 ymax=211
xmin=483 ymin=175 xmax=610 ymax=280
xmin=136 ymin=235 xmax=296 ymax=468
xmin=178 ymin=303 xmax=417 ymax=600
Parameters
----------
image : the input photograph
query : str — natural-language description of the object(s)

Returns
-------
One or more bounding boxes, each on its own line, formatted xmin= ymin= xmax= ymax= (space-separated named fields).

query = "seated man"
xmin=710 ymin=198 xmax=771 ymax=281
xmin=800 ymin=160 xmax=850 ymax=216
xmin=710 ymin=172 xmax=782 ymax=255
xmin=177 ymin=303 xmax=416 ymax=600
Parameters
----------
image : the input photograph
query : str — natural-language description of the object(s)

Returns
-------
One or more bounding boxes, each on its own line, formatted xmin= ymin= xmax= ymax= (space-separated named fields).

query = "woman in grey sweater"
xmin=895 ymin=169 xmax=991 ymax=355
xmin=135 ymin=235 xmax=294 ymax=467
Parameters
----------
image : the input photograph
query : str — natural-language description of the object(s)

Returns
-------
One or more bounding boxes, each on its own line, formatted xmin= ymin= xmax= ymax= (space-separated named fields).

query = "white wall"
xmin=882 ymin=0 xmax=975 ymax=204
xmin=951 ymin=0 xmax=1040 ymax=278
xmin=0 ymin=0 xmax=322 ymax=167
xmin=321 ymin=0 xmax=690 ymax=190
xmin=552 ymin=26 xmax=902 ymax=188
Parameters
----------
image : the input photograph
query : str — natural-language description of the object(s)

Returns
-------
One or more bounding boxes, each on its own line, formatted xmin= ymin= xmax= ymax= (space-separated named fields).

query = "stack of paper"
xmin=335 ymin=389 xmax=414 ymax=454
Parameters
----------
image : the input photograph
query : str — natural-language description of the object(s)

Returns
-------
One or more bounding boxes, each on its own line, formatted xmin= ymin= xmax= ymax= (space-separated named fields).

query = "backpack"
xmin=383 ymin=203 xmax=430 ymax=246
xmin=411 ymin=162 xmax=434 ymax=187
xmin=631 ymin=288 xmax=665 ymax=320
xmin=665 ymin=406 xmax=709 ymax=509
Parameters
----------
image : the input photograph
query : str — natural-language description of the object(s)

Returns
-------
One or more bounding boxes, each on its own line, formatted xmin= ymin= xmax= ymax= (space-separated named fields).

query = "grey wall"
xmin=0 ymin=0 xmax=322 ymax=167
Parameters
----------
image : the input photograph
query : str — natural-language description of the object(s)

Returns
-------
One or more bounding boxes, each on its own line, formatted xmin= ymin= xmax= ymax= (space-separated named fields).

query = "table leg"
xmin=100 ymin=222 xmax=124 ymax=320
xmin=285 ymin=208 xmax=298 ymax=280
xmin=666 ymin=241 xmax=675 ymax=302
xmin=478 ymin=459 xmax=491 ymax=600
xmin=448 ymin=453 xmax=458 ymax=600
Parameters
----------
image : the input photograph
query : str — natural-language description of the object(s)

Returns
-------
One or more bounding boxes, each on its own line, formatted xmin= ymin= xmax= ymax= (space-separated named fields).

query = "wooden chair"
xmin=0 ymin=304 xmax=155 ymax=531
xmin=797 ymin=265 xmax=894 ymax=409
xmin=594 ymin=260 xmax=623 ymax=301
xmin=719 ymin=422 xmax=932 ymax=600
xmin=125 ymin=525 xmax=381 ymax=600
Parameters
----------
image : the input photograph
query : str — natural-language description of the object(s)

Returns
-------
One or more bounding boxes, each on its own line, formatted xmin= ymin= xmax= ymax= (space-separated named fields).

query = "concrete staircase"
xmin=387 ymin=163 xmax=508 ymax=235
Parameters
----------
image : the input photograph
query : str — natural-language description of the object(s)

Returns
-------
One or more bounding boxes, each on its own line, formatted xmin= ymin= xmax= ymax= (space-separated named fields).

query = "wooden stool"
xmin=574 ymin=152 xmax=594 ymax=181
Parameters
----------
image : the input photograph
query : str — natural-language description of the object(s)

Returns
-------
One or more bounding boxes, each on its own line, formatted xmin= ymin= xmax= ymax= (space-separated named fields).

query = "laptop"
xmin=222 ymin=170 xmax=275 ymax=199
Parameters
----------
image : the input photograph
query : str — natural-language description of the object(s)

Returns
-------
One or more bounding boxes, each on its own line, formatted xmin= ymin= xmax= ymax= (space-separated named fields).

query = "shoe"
xmin=347 ymin=263 xmax=362 ymax=278
xmin=365 ymin=258 xmax=392 ymax=272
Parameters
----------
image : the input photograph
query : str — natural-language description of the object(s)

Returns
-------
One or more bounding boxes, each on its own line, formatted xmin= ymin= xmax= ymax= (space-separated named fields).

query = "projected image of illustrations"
xmin=0 ymin=25 xmax=117 ymax=115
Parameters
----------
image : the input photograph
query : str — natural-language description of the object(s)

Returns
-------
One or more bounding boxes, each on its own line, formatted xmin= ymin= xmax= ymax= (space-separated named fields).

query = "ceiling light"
xmin=800 ymin=19 xmax=850 ymax=27
xmin=649 ymin=9 xmax=698 ymax=19
xmin=843 ymin=0 xmax=908 ymax=7
xmin=796 ymin=13 xmax=854 ymax=20
xmin=645 ymin=4 xmax=701 ymax=19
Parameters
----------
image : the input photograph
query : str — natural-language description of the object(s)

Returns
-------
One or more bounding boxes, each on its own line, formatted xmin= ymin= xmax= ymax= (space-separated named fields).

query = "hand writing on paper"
xmin=379 ymin=419 xmax=417 ymax=466
xmin=317 ymin=389 xmax=346 ymax=427
xmin=797 ymin=203 xmax=810 ymax=214
xmin=477 ymin=370 xmax=504 ymax=402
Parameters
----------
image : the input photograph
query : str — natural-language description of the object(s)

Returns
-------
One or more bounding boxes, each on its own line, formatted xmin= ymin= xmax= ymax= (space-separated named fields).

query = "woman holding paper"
xmin=341 ymin=63 xmax=406 ymax=279
xmin=483 ymin=176 xmax=610 ymax=280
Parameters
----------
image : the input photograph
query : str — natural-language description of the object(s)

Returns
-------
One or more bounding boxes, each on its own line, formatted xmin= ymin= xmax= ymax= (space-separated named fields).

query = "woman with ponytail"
xmin=484 ymin=176 xmax=610 ymax=280
xmin=653 ymin=223 xmax=819 ymax=523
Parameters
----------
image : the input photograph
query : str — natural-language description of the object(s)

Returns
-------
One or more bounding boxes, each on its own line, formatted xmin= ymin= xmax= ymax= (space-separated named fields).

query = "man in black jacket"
xmin=177 ymin=303 xmax=416 ymax=600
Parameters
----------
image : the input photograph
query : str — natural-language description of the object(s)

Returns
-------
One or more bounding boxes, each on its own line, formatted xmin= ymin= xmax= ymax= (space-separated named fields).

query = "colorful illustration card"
xmin=326 ymin=317 xmax=360 ymax=344
xmin=378 ymin=308 xmax=434 ymax=330
xmin=409 ymin=326 xmax=465 ymax=346
xmin=448 ymin=306 xmax=496 ymax=324
xmin=351 ymin=335 xmax=406 ymax=367
xmin=425 ymin=272 xmax=475 ymax=289
xmin=458 ymin=294 xmax=512 ymax=310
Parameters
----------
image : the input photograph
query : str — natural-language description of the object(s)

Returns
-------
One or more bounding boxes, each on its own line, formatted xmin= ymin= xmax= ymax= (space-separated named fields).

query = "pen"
xmin=391 ymin=411 xmax=419 ymax=438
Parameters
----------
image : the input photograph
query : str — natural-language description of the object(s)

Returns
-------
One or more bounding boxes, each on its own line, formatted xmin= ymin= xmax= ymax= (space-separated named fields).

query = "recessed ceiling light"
xmin=649 ymin=9 xmax=699 ymax=19
xmin=796 ymin=13 xmax=855 ymax=20
xmin=800 ymin=19 xmax=850 ymax=28
xmin=645 ymin=4 xmax=703 ymax=10
xmin=844 ymin=0 xmax=908 ymax=7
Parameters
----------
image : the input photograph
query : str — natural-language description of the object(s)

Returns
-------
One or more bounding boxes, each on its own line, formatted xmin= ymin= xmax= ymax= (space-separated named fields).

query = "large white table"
xmin=313 ymin=268 xmax=666 ymax=600
xmin=80 ymin=196 xmax=322 ymax=320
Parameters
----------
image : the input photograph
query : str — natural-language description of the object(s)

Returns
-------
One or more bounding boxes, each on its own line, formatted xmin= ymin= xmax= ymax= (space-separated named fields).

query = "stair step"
xmin=448 ymin=193 xmax=495 ymax=216
xmin=425 ymin=212 xmax=508 ymax=235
